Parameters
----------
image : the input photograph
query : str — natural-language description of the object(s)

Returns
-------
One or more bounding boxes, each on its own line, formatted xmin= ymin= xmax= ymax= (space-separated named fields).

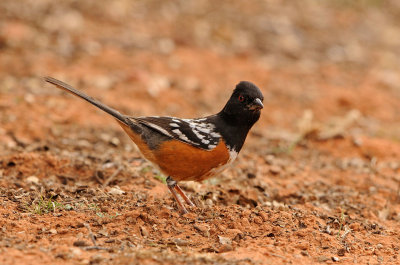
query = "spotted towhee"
xmin=45 ymin=77 xmax=264 ymax=213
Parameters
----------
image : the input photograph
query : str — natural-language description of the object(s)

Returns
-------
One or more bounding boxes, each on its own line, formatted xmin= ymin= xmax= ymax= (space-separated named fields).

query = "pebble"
xmin=90 ymin=255 xmax=104 ymax=264
xmin=301 ymin=250 xmax=309 ymax=256
xmin=140 ymin=226 xmax=149 ymax=237
xmin=297 ymin=242 xmax=308 ymax=250
xmin=173 ymin=238 xmax=189 ymax=246
xmin=269 ymin=165 xmax=281 ymax=175
xmin=110 ymin=137 xmax=120 ymax=146
xmin=108 ymin=186 xmax=126 ymax=195
xmin=337 ymin=248 xmax=346 ymax=256
xmin=218 ymin=244 xmax=233 ymax=253
xmin=218 ymin=236 xmax=232 ymax=245
xmin=265 ymin=155 xmax=276 ymax=165
xmin=70 ymin=247 xmax=82 ymax=256
xmin=73 ymin=240 xmax=90 ymax=247
xmin=253 ymin=216 xmax=263 ymax=225
xmin=259 ymin=211 xmax=269 ymax=222
xmin=26 ymin=176 xmax=39 ymax=184
xmin=349 ymin=222 xmax=360 ymax=231
xmin=194 ymin=224 xmax=210 ymax=236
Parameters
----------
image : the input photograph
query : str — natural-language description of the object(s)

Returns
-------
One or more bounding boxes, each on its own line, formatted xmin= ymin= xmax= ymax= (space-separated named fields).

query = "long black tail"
xmin=44 ymin=77 xmax=128 ymax=124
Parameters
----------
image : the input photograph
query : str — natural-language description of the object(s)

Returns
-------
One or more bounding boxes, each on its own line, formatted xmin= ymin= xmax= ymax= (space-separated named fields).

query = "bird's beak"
xmin=248 ymin=98 xmax=264 ymax=111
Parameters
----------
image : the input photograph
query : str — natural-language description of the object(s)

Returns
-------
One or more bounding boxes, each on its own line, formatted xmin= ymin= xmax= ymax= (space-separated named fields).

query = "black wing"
xmin=132 ymin=116 xmax=222 ymax=150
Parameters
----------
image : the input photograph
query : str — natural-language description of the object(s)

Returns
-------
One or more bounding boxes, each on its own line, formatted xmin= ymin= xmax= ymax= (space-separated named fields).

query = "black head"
xmin=220 ymin=81 xmax=264 ymax=128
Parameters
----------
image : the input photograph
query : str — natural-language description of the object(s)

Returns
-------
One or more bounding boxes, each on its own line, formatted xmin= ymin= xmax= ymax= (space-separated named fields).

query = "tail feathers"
xmin=44 ymin=77 xmax=128 ymax=124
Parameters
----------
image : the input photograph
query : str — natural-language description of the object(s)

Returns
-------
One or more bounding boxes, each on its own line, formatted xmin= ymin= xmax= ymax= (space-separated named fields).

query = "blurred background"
xmin=0 ymin=0 xmax=400 ymax=136
xmin=1 ymin=0 xmax=400 ymax=145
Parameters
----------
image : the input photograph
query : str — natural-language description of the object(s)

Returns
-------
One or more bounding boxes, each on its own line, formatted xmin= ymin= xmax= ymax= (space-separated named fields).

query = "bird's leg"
xmin=166 ymin=176 xmax=194 ymax=213
xmin=174 ymin=184 xmax=195 ymax=207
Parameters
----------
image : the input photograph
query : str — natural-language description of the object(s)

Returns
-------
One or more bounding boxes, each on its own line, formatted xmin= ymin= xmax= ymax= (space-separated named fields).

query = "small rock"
xmin=73 ymin=240 xmax=90 ymax=247
xmin=218 ymin=244 xmax=233 ymax=253
xmin=147 ymin=75 xmax=170 ymax=97
xmin=349 ymin=222 xmax=360 ymax=231
xmin=241 ymin=218 xmax=251 ymax=227
xmin=272 ymin=200 xmax=286 ymax=210
xmin=205 ymin=198 xmax=213 ymax=206
xmin=49 ymin=229 xmax=57 ymax=235
xmin=24 ymin=94 xmax=35 ymax=103
xmin=247 ymin=173 xmax=256 ymax=179
xmin=269 ymin=165 xmax=281 ymax=175
xmin=324 ymin=225 xmax=332 ymax=235
xmin=301 ymin=251 xmax=309 ymax=256
xmin=297 ymin=242 xmax=308 ymax=250
xmin=265 ymin=155 xmax=276 ymax=165
xmin=110 ymin=137 xmax=120 ymax=146
xmin=90 ymin=255 xmax=104 ymax=264
xmin=92 ymin=76 xmax=114 ymax=90
xmin=218 ymin=236 xmax=231 ymax=245
xmin=378 ymin=208 xmax=390 ymax=220
xmin=253 ymin=216 xmax=263 ymax=225
xmin=194 ymin=223 xmax=209 ymax=235
xmin=55 ymin=252 xmax=69 ymax=260
xmin=331 ymin=256 xmax=339 ymax=262
xmin=337 ymin=248 xmax=346 ymax=256
xmin=259 ymin=211 xmax=269 ymax=222
xmin=70 ymin=247 xmax=82 ymax=256
xmin=108 ymin=186 xmax=126 ymax=195
xmin=26 ymin=176 xmax=39 ymax=184
xmin=140 ymin=226 xmax=149 ymax=237
xmin=173 ymin=238 xmax=188 ymax=246
xmin=75 ymin=222 xmax=85 ymax=228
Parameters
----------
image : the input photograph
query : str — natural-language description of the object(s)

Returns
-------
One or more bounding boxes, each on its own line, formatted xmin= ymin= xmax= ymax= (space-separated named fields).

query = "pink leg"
xmin=166 ymin=176 xmax=195 ymax=213
xmin=167 ymin=185 xmax=188 ymax=214
xmin=174 ymin=184 xmax=195 ymax=207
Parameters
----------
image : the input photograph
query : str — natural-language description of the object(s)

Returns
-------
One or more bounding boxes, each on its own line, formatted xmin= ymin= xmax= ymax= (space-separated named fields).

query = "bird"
xmin=44 ymin=77 xmax=264 ymax=213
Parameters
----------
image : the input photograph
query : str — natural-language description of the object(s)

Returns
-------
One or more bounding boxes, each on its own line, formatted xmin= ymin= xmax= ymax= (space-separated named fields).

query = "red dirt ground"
xmin=1 ymin=1 xmax=400 ymax=264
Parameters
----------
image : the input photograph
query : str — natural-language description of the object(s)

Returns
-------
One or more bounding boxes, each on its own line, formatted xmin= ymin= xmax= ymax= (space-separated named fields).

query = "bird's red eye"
xmin=238 ymin=95 xmax=244 ymax=102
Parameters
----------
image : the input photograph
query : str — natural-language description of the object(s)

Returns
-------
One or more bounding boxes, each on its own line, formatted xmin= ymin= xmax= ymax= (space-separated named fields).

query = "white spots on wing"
xmin=167 ymin=117 xmax=222 ymax=150
xmin=196 ymin=127 xmax=211 ymax=134
xmin=210 ymin=132 xmax=221 ymax=138
xmin=172 ymin=128 xmax=198 ymax=145
xmin=192 ymin=129 xmax=205 ymax=140
xmin=201 ymin=139 xmax=210 ymax=144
